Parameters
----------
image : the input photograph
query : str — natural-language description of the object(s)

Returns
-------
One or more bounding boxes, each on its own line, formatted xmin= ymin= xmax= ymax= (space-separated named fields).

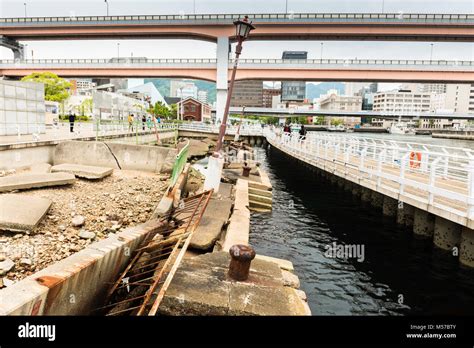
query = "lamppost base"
xmin=203 ymin=153 xmax=224 ymax=193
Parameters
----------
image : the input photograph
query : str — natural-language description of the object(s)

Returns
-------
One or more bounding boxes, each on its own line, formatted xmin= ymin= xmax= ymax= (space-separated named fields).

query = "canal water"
xmin=249 ymin=140 xmax=474 ymax=316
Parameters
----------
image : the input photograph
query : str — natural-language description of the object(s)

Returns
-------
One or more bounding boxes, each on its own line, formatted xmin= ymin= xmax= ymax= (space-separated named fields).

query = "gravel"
xmin=0 ymin=170 xmax=169 ymax=284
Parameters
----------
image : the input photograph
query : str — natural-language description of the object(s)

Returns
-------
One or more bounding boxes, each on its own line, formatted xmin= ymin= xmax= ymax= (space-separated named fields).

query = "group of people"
xmin=127 ymin=114 xmax=161 ymax=132
xmin=282 ymin=123 xmax=307 ymax=139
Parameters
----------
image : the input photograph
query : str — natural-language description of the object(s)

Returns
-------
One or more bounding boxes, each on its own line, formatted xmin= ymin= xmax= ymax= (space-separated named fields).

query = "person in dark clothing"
xmin=283 ymin=124 xmax=290 ymax=134
xmin=69 ymin=112 xmax=76 ymax=133
xmin=141 ymin=115 xmax=146 ymax=131
xmin=299 ymin=124 xmax=306 ymax=139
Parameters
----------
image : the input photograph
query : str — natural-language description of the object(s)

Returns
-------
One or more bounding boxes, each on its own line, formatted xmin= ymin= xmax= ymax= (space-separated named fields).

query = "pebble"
xmin=59 ymin=225 xmax=67 ymax=231
xmin=20 ymin=258 xmax=32 ymax=266
xmin=78 ymin=230 xmax=96 ymax=240
xmin=72 ymin=215 xmax=85 ymax=227
xmin=0 ymin=259 xmax=15 ymax=276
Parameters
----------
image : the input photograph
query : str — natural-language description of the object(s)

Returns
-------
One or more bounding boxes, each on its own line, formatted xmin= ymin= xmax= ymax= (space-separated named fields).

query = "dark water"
xmin=250 ymin=146 xmax=474 ymax=316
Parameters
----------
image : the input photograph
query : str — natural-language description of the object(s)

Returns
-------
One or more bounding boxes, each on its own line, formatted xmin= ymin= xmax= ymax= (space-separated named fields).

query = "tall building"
xmin=263 ymin=88 xmax=281 ymax=108
xmin=230 ymin=80 xmax=263 ymax=107
xmin=281 ymin=51 xmax=307 ymax=101
xmin=197 ymin=90 xmax=208 ymax=104
xmin=344 ymin=82 xmax=368 ymax=96
xmin=401 ymin=83 xmax=447 ymax=94
xmin=373 ymin=90 xmax=432 ymax=113
xmin=445 ymin=84 xmax=474 ymax=114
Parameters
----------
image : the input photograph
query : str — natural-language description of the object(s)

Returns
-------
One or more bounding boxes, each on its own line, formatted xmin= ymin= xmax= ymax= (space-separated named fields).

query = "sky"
xmin=1 ymin=0 xmax=473 ymax=91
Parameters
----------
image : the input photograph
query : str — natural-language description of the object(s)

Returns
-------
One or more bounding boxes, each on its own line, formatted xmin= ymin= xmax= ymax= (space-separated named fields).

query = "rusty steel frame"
xmin=101 ymin=189 xmax=213 ymax=316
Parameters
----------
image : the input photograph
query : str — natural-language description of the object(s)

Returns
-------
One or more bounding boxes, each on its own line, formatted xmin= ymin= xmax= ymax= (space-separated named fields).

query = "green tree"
xmin=21 ymin=72 xmax=71 ymax=103
xmin=331 ymin=118 xmax=344 ymax=126
xmin=80 ymin=98 xmax=93 ymax=116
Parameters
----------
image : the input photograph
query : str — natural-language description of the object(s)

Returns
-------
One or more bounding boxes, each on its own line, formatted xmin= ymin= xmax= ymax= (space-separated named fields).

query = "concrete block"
xmin=371 ymin=191 xmax=384 ymax=210
xmin=255 ymin=254 xmax=294 ymax=272
xmin=382 ymin=196 xmax=398 ymax=217
xmin=0 ymin=194 xmax=52 ymax=232
xmin=51 ymin=163 xmax=113 ymax=179
xmin=0 ymin=173 xmax=75 ymax=192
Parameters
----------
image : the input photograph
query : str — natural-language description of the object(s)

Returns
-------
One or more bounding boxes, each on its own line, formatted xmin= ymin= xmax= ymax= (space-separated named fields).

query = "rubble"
xmin=0 ymin=170 xmax=169 ymax=282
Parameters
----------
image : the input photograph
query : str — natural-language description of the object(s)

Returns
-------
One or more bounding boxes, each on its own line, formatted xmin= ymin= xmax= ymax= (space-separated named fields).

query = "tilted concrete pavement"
xmin=0 ymin=194 xmax=52 ymax=232
xmin=158 ymin=251 xmax=310 ymax=315
xmin=51 ymin=163 xmax=113 ymax=179
xmin=0 ymin=173 xmax=76 ymax=193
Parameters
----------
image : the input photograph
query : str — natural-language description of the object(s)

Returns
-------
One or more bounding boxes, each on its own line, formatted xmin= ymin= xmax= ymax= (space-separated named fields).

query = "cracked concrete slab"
xmin=51 ymin=163 xmax=113 ymax=179
xmin=0 ymin=194 xmax=52 ymax=232
xmin=0 ymin=173 xmax=76 ymax=192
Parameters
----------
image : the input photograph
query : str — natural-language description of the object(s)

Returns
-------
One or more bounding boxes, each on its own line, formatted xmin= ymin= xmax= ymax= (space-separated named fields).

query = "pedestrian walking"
xmin=128 ymin=114 xmax=134 ymax=132
xmin=299 ymin=124 xmax=307 ymax=139
xmin=141 ymin=115 xmax=146 ymax=131
xmin=69 ymin=112 xmax=76 ymax=133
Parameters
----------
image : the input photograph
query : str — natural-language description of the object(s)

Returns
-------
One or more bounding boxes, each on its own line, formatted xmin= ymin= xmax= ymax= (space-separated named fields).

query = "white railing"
xmin=177 ymin=122 xmax=263 ymax=136
xmin=2 ymin=13 xmax=472 ymax=24
xmin=264 ymin=128 xmax=474 ymax=221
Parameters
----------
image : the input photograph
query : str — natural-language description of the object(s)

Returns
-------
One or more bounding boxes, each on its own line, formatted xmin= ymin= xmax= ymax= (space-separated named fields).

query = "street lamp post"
xmin=204 ymin=16 xmax=255 ymax=192
xmin=430 ymin=43 xmax=434 ymax=61
xmin=320 ymin=42 xmax=324 ymax=60
xmin=117 ymin=43 xmax=120 ymax=58
xmin=104 ymin=0 xmax=109 ymax=16
xmin=23 ymin=3 xmax=27 ymax=17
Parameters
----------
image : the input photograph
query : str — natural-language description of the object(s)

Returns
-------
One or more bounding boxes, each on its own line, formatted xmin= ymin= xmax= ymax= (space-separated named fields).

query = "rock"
xmin=110 ymin=194 xmax=116 ymax=199
xmin=20 ymin=258 xmax=32 ymax=266
xmin=72 ymin=215 xmax=85 ymax=227
xmin=59 ymin=225 xmax=67 ymax=231
xmin=0 ymin=258 xmax=15 ymax=276
xmin=78 ymin=230 xmax=95 ymax=239
xmin=0 ymin=171 xmax=5 ymax=177
xmin=111 ymin=224 xmax=122 ymax=231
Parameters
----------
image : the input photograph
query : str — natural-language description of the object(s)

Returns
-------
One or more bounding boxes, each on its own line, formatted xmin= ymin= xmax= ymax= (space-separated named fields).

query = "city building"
xmin=444 ymin=84 xmax=474 ymax=114
xmin=344 ymin=82 xmax=368 ymax=97
xmin=230 ymin=80 xmax=263 ymax=107
xmin=402 ymin=83 xmax=447 ymax=94
xmin=281 ymin=51 xmax=307 ymax=101
xmin=373 ymin=90 xmax=432 ymax=114
xmin=197 ymin=90 xmax=208 ymax=104
xmin=170 ymin=80 xmax=198 ymax=99
xmin=92 ymin=90 xmax=147 ymax=121
xmin=319 ymin=90 xmax=362 ymax=112
xmin=263 ymin=88 xmax=281 ymax=108
xmin=177 ymin=97 xmax=211 ymax=123
xmin=123 ymin=82 xmax=168 ymax=106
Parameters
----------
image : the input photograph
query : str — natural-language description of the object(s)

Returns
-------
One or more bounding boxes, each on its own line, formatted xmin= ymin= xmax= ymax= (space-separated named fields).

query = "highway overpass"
xmin=1 ymin=58 xmax=472 ymax=83
xmin=1 ymin=13 xmax=473 ymax=43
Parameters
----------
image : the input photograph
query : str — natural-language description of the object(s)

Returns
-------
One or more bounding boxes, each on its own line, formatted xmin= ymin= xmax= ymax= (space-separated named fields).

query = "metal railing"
xmin=1 ymin=58 xmax=471 ymax=69
xmin=264 ymin=127 xmax=474 ymax=221
xmin=1 ymin=13 xmax=473 ymax=24
xmin=177 ymin=122 xmax=264 ymax=136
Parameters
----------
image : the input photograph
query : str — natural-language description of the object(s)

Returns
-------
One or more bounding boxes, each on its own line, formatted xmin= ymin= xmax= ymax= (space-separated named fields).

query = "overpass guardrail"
xmin=264 ymin=127 xmax=474 ymax=223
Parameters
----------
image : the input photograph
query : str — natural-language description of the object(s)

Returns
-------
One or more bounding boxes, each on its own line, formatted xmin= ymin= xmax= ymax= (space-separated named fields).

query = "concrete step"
xmin=0 ymin=173 xmax=76 ymax=193
xmin=248 ymin=181 xmax=272 ymax=192
xmin=51 ymin=163 xmax=113 ymax=179
xmin=248 ymin=187 xmax=273 ymax=198
xmin=0 ymin=194 xmax=52 ymax=232
xmin=249 ymin=200 xmax=272 ymax=211
xmin=248 ymin=193 xmax=272 ymax=205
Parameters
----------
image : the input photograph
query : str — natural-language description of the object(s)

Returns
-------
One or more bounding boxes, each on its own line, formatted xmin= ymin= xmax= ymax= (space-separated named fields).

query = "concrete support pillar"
xmin=360 ymin=188 xmax=372 ymax=203
xmin=460 ymin=227 xmax=474 ymax=267
xmin=215 ymin=36 xmax=229 ymax=124
xmin=413 ymin=209 xmax=435 ymax=238
xmin=396 ymin=203 xmax=415 ymax=227
xmin=255 ymin=137 xmax=262 ymax=146
xmin=336 ymin=177 xmax=344 ymax=188
xmin=382 ymin=196 xmax=398 ymax=217
xmin=433 ymin=216 xmax=462 ymax=251
xmin=371 ymin=191 xmax=384 ymax=210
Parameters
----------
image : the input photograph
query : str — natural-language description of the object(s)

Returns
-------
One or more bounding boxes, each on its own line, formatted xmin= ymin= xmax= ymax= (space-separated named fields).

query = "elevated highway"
xmin=1 ymin=58 xmax=472 ymax=83
xmin=1 ymin=13 xmax=473 ymax=42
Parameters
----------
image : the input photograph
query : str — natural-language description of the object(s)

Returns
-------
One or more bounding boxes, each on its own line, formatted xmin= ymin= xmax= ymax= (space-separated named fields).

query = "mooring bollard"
xmin=228 ymin=244 xmax=256 ymax=281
